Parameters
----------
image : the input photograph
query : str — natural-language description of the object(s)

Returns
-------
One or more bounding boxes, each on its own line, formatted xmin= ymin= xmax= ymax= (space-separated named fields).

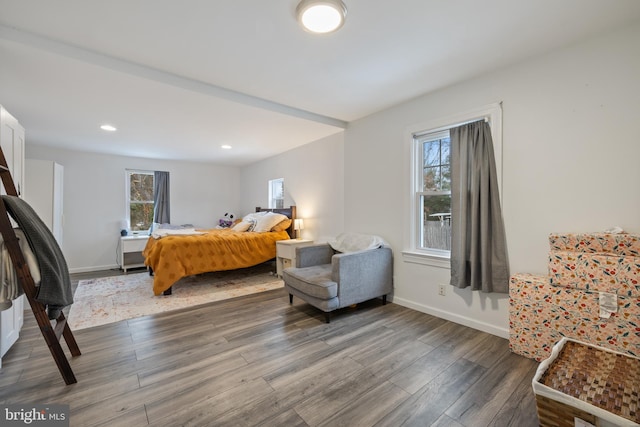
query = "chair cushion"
xmin=283 ymin=264 xmax=338 ymax=300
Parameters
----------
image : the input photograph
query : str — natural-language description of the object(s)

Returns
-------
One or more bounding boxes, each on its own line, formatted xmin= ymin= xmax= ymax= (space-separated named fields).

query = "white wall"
xmin=344 ymin=22 xmax=640 ymax=337
xmin=26 ymin=144 xmax=241 ymax=272
xmin=240 ymin=132 xmax=344 ymax=243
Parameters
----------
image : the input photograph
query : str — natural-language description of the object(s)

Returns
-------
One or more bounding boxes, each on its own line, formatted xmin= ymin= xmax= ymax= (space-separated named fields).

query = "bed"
xmin=143 ymin=206 xmax=296 ymax=295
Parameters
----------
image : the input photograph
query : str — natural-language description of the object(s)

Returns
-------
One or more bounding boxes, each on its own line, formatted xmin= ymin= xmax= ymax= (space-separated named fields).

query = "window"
xmin=416 ymin=131 xmax=451 ymax=253
xmin=406 ymin=103 xmax=502 ymax=264
xmin=268 ymin=178 xmax=284 ymax=209
xmin=126 ymin=170 xmax=154 ymax=233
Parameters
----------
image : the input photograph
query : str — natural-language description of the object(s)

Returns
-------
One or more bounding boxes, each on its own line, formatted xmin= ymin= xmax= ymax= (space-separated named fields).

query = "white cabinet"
xmin=24 ymin=159 xmax=64 ymax=244
xmin=120 ymin=235 xmax=150 ymax=273
xmin=0 ymin=104 xmax=25 ymax=366
xmin=276 ymin=239 xmax=314 ymax=277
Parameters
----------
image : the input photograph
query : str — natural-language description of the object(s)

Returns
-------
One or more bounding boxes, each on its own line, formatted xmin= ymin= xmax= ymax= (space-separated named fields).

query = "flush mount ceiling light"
xmin=296 ymin=0 xmax=347 ymax=34
xmin=100 ymin=124 xmax=117 ymax=131
xmin=221 ymin=144 xmax=232 ymax=150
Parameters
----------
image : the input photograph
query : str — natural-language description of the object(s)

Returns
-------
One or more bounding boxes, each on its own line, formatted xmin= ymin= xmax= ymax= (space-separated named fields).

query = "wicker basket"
xmin=533 ymin=338 xmax=640 ymax=427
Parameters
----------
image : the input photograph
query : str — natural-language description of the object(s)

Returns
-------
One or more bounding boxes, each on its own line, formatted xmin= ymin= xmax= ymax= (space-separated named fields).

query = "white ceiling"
xmin=1 ymin=0 xmax=639 ymax=166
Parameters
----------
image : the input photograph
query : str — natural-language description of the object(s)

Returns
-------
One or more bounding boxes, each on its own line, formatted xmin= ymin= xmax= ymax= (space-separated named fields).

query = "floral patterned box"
xmin=509 ymin=273 xmax=555 ymax=360
xmin=509 ymin=273 xmax=640 ymax=362
xmin=548 ymin=251 xmax=640 ymax=296
xmin=549 ymin=232 xmax=640 ymax=256
xmin=510 ymin=233 xmax=640 ymax=361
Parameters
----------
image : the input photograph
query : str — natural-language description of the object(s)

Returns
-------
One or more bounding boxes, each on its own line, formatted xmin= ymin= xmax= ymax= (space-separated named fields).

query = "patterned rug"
xmin=68 ymin=264 xmax=283 ymax=330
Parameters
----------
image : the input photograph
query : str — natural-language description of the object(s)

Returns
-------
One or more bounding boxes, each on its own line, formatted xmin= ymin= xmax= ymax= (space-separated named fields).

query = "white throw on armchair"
xmin=283 ymin=234 xmax=393 ymax=323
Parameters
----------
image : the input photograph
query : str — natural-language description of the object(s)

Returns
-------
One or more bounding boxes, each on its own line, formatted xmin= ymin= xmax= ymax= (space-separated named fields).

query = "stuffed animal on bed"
xmin=218 ymin=213 xmax=234 ymax=228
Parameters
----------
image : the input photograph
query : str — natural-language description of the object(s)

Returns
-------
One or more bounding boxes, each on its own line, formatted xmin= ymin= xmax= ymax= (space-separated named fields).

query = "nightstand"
xmin=276 ymin=239 xmax=313 ymax=278
xmin=120 ymin=234 xmax=150 ymax=273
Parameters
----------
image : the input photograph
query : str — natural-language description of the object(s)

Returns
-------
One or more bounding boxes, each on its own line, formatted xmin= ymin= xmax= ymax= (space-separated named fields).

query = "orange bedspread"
xmin=143 ymin=228 xmax=290 ymax=295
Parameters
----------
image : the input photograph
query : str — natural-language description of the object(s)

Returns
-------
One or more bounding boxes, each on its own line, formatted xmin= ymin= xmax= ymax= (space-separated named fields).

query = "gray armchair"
xmin=283 ymin=243 xmax=393 ymax=323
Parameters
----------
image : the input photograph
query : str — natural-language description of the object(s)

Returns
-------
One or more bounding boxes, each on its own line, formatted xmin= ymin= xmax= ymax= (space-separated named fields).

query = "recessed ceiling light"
xmin=297 ymin=0 xmax=347 ymax=34
xmin=221 ymin=145 xmax=232 ymax=150
xmin=100 ymin=124 xmax=117 ymax=131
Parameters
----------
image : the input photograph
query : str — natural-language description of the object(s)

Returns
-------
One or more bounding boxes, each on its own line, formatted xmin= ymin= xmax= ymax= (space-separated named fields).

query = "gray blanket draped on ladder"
xmin=2 ymin=195 xmax=73 ymax=319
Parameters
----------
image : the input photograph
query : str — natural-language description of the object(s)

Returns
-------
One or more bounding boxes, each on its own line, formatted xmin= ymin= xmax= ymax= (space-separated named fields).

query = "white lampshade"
xmin=296 ymin=0 xmax=347 ymax=34
xmin=294 ymin=219 xmax=305 ymax=239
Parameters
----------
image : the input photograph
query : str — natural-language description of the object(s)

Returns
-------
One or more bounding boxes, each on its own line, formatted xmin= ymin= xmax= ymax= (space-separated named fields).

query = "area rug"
xmin=68 ymin=265 xmax=283 ymax=330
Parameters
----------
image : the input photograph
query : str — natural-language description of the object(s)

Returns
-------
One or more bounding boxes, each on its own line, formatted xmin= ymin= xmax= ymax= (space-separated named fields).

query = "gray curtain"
xmin=450 ymin=120 xmax=509 ymax=293
xmin=153 ymin=171 xmax=170 ymax=224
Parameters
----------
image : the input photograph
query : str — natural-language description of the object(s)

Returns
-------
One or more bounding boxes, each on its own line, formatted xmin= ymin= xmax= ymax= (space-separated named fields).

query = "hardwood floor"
xmin=0 ymin=269 xmax=541 ymax=426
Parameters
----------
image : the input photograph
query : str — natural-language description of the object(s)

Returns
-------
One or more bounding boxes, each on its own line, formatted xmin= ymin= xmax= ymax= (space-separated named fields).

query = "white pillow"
xmin=328 ymin=232 xmax=388 ymax=253
xmin=231 ymin=219 xmax=255 ymax=232
xmin=252 ymin=212 xmax=288 ymax=232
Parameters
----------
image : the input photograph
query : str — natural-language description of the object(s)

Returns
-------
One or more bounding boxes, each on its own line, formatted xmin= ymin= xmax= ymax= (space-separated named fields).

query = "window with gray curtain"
xmin=153 ymin=171 xmax=170 ymax=224
xmin=408 ymin=104 xmax=503 ymax=272
xmin=449 ymin=120 xmax=509 ymax=293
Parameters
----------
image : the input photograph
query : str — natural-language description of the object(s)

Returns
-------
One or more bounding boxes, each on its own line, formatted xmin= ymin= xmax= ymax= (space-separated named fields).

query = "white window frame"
xmin=403 ymin=103 xmax=503 ymax=268
xmin=268 ymin=178 xmax=284 ymax=209
xmin=415 ymin=129 xmax=452 ymax=258
xmin=125 ymin=169 xmax=155 ymax=235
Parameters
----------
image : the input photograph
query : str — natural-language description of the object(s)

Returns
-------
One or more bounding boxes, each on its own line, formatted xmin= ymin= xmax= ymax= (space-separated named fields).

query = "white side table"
xmin=276 ymin=239 xmax=313 ymax=278
xmin=120 ymin=235 xmax=150 ymax=273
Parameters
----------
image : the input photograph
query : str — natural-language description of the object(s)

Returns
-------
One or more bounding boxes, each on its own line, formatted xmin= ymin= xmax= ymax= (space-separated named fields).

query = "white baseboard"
xmin=69 ymin=264 xmax=120 ymax=274
xmin=390 ymin=296 xmax=509 ymax=339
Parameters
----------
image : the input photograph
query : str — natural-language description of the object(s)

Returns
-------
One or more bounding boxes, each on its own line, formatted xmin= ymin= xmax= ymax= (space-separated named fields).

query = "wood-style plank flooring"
xmin=0 ymin=268 xmax=541 ymax=426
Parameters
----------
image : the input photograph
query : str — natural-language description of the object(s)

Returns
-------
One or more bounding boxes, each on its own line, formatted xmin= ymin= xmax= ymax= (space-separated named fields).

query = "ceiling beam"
xmin=0 ymin=23 xmax=348 ymax=129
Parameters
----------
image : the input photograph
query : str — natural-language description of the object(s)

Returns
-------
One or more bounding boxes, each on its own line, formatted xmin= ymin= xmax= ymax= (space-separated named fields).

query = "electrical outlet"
xmin=438 ymin=285 xmax=446 ymax=296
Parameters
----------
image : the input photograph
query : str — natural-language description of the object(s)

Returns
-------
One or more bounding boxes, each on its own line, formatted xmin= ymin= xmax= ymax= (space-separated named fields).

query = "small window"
xmin=268 ymin=178 xmax=284 ymax=209
xmin=126 ymin=170 xmax=154 ymax=233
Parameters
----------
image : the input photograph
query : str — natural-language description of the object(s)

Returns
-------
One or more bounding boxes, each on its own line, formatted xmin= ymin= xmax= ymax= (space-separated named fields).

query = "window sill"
xmin=402 ymin=250 xmax=451 ymax=269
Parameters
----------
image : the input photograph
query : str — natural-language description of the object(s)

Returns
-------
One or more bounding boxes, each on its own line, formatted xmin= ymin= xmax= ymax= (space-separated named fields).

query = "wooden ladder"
xmin=0 ymin=148 xmax=80 ymax=385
